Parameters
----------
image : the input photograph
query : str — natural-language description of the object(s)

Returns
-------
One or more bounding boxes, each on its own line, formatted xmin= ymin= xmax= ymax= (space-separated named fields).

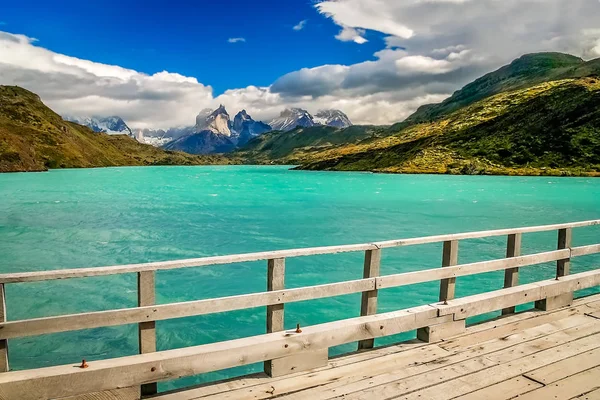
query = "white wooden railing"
xmin=0 ymin=220 xmax=599 ymax=400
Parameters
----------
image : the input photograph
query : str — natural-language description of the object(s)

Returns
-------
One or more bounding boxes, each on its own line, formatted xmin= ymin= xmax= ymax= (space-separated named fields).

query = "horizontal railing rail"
xmin=0 ymin=219 xmax=598 ymax=284
xmin=1 ymin=270 xmax=600 ymax=400
xmin=0 ymin=247 xmax=583 ymax=340
xmin=0 ymin=220 xmax=598 ymax=400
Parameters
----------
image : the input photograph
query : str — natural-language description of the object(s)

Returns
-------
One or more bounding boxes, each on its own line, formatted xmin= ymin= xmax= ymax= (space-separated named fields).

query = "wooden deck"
xmin=148 ymin=293 xmax=600 ymax=400
xmin=1 ymin=220 xmax=599 ymax=400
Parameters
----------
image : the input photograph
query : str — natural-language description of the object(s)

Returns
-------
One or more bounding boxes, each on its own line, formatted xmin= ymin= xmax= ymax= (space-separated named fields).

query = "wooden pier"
xmin=0 ymin=220 xmax=599 ymax=400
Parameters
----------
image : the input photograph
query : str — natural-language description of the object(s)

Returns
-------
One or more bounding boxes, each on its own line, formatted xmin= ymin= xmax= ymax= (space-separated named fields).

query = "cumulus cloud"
xmin=335 ymin=26 xmax=368 ymax=44
xmin=0 ymin=31 xmax=214 ymax=129
xmin=227 ymin=37 xmax=246 ymax=43
xmin=316 ymin=0 xmax=413 ymax=39
xmin=293 ymin=20 xmax=308 ymax=31
xmin=1 ymin=0 xmax=600 ymax=129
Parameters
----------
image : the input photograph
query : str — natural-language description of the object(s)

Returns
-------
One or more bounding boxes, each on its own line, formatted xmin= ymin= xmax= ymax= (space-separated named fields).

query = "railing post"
xmin=138 ymin=271 xmax=157 ymax=396
xmin=536 ymin=228 xmax=573 ymax=311
xmin=502 ymin=233 xmax=522 ymax=315
xmin=439 ymin=240 xmax=459 ymax=302
xmin=417 ymin=240 xmax=465 ymax=342
xmin=264 ymin=258 xmax=327 ymax=377
xmin=0 ymin=284 xmax=8 ymax=372
xmin=358 ymin=248 xmax=381 ymax=350
xmin=265 ymin=258 xmax=285 ymax=337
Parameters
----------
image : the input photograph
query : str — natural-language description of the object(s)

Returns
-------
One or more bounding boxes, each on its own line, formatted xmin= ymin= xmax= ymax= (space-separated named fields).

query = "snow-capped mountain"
xmin=133 ymin=126 xmax=194 ymax=146
xmin=165 ymin=106 xmax=272 ymax=154
xmin=268 ymin=108 xmax=316 ymax=131
xmin=78 ymin=106 xmax=352 ymax=155
xmin=268 ymin=108 xmax=353 ymax=132
xmin=313 ymin=109 xmax=352 ymax=129
xmin=64 ymin=116 xmax=133 ymax=137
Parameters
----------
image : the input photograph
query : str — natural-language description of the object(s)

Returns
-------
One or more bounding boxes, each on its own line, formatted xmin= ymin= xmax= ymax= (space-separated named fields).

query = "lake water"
xmin=1 ymin=165 xmax=599 ymax=391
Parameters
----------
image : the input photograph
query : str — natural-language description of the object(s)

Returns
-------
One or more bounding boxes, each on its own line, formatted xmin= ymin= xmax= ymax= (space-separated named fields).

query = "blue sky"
xmin=1 ymin=0 xmax=384 ymax=95
xmin=1 ymin=0 xmax=599 ymax=128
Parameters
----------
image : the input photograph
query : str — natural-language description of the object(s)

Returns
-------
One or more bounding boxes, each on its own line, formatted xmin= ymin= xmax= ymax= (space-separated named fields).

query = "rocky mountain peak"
xmin=233 ymin=110 xmax=272 ymax=144
xmin=195 ymin=105 xmax=232 ymax=136
xmin=314 ymin=109 xmax=352 ymax=128
xmin=63 ymin=115 xmax=134 ymax=137
xmin=212 ymin=104 xmax=229 ymax=116
xmin=269 ymin=108 xmax=315 ymax=131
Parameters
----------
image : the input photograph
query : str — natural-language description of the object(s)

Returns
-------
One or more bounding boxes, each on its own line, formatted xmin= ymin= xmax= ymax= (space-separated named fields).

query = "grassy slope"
xmin=404 ymin=53 xmax=589 ymax=124
xmin=237 ymin=124 xmax=388 ymax=164
xmin=241 ymin=53 xmax=600 ymax=169
xmin=297 ymin=78 xmax=600 ymax=176
xmin=0 ymin=86 xmax=236 ymax=172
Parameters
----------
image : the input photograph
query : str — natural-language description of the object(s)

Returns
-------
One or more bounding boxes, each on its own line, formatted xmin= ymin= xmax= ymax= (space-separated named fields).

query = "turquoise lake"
xmin=1 ymin=165 xmax=599 ymax=391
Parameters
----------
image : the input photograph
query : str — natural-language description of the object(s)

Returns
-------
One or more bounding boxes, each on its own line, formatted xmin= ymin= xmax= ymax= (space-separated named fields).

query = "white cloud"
xmin=2 ymin=0 xmax=600 ymax=130
xmin=316 ymin=0 xmax=600 ymax=64
xmin=335 ymin=26 xmax=368 ymax=44
xmin=227 ymin=37 xmax=246 ymax=43
xmin=0 ymin=31 xmax=214 ymax=129
xmin=316 ymin=0 xmax=413 ymax=39
xmin=293 ymin=20 xmax=308 ymax=31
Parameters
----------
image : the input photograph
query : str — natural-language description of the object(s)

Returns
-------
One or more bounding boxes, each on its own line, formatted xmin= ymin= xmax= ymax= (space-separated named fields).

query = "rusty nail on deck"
xmin=79 ymin=359 xmax=89 ymax=369
xmin=295 ymin=323 xmax=302 ymax=333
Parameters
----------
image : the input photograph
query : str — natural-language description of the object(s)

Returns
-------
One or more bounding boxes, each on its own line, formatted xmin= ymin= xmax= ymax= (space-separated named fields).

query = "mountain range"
xmin=163 ymin=106 xmax=352 ymax=154
xmin=70 ymin=106 xmax=353 ymax=155
xmin=290 ymin=53 xmax=600 ymax=176
xmin=2 ymin=52 xmax=599 ymax=175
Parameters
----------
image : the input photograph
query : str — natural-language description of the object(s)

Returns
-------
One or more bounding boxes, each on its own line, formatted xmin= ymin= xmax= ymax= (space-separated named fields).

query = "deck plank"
xmin=452 ymin=376 xmax=543 ymax=400
xmin=198 ymin=345 xmax=451 ymax=400
xmin=276 ymin=315 xmax=595 ymax=400
xmin=329 ymin=357 xmax=497 ymax=400
xmin=394 ymin=332 xmax=600 ymax=399
xmin=274 ymin=306 xmax=598 ymax=400
xmin=524 ymin=347 xmax=600 ymax=385
xmin=149 ymin=294 xmax=600 ymax=400
xmin=161 ymin=341 xmax=432 ymax=399
xmin=572 ymin=388 xmax=600 ymax=399
xmin=439 ymin=302 xmax=592 ymax=351
xmin=64 ymin=387 xmax=140 ymax=400
xmin=517 ymin=366 xmax=600 ymax=400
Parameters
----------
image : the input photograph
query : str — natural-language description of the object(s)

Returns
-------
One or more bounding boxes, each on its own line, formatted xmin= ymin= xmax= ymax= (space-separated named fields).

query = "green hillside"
xmin=237 ymin=124 xmax=387 ymax=163
xmin=240 ymin=53 xmax=600 ymax=170
xmin=405 ymin=53 xmax=598 ymax=125
xmin=0 ymin=86 xmax=235 ymax=172
xmin=297 ymin=77 xmax=600 ymax=176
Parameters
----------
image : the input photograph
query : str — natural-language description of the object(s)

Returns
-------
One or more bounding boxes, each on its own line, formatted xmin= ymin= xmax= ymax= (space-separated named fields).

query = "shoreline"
xmin=2 ymin=163 xmax=599 ymax=177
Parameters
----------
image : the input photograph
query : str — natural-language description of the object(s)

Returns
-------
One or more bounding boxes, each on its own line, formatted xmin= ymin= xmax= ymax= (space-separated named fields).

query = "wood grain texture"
xmin=137 ymin=271 xmax=157 ymax=396
xmin=439 ymin=240 xmax=459 ymax=303
xmin=265 ymin=258 xmax=285 ymax=376
xmin=1 ymin=249 xmax=570 ymax=341
xmin=3 ymin=271 xmax=599 ymax=400
xmin=358 ymin=249 xmax=381 ymax=350
xmin=536 ymin=228 xmax=574 ymax=311
xmin=0 ymin=306 xmax=444 ymax=400
xmin=1 ymin=221 xmax=599 ymax=400
xmin=502 ymin=233 xmax=522 ymax=315
xmin=124 ymin=295 xmax=600 ymax=400
xmin=0 ymin=278 xmax=375 ymax=340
